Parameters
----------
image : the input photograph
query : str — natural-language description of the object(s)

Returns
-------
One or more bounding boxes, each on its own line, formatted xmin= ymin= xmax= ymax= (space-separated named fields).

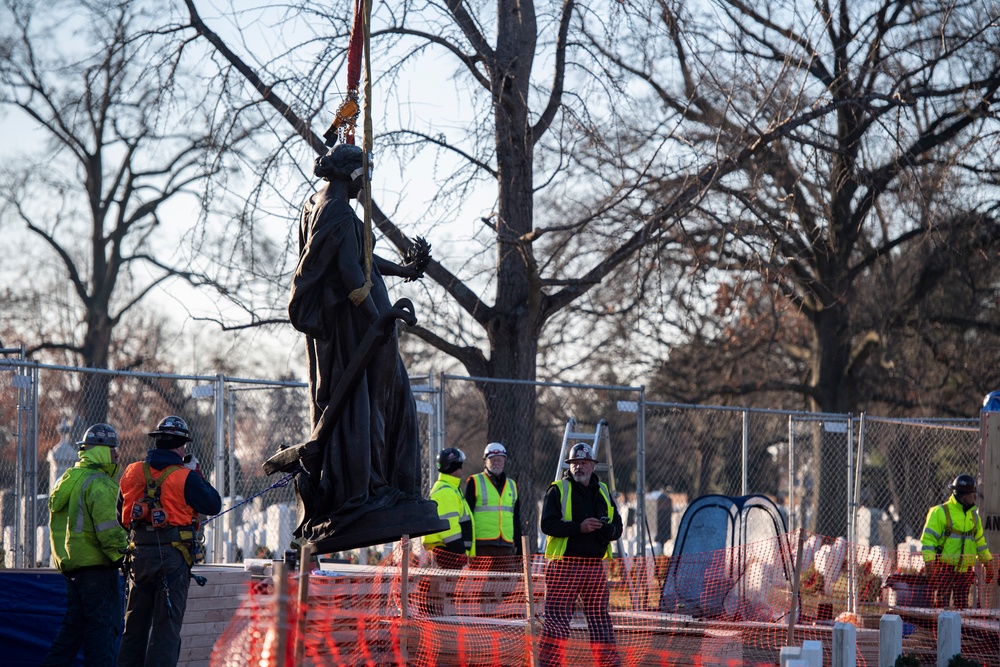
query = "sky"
xmin=0 ymin=0 xmax=501 ymax=381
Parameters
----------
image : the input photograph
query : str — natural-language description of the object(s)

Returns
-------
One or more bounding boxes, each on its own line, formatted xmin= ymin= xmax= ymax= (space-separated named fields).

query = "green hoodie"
xmin=49 ymin=445 xmax=127 ymax=572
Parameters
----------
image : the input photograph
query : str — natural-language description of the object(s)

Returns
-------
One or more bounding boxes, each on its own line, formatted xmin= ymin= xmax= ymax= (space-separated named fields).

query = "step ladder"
xmin=544 ymin=418 xmax=626 ymax=558
xmin=553 ymin=419 xmax=617 ymax=492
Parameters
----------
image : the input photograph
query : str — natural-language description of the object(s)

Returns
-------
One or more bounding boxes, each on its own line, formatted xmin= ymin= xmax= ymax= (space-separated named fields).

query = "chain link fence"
xmin=0 ymin=359 xmax=982 ymax=567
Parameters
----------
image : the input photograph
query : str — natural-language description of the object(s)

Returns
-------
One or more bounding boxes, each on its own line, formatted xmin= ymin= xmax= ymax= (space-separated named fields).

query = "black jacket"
xmin=540 ymin=471 xmax=623 ymax=558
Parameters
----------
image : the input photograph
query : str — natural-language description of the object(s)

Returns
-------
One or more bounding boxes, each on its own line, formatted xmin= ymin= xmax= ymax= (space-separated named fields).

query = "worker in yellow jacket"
xmin=42 ymin=423 xmax=127 ymax=667
xmin=424 ymin=448 xmax=475 ymax=569
xmin=921 ymin=474 xmax=994 ymax=608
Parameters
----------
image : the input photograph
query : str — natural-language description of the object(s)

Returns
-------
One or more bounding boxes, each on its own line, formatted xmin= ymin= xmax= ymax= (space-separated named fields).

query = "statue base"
xmin=307 ymin=498 xmax=448 ymax=554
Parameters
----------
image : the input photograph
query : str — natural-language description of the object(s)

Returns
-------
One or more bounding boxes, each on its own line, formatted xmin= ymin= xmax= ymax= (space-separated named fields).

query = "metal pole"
xmin=214 ymin=374 xmax=226 ymax=563
xmin=227 ymin=386 xmax=236 ymax=563
xmin=788 ymin=415 xmax=795 ymax=533
xmin=636 ymin=387 xmax=647 ymax=558
xmin=742 ymin=409 xmax=749 ymax=496
xmin=846 ymin=415 xmax=855 ymax=613
xmin=27 ymin=363 xmax=39 ymax=567
xmin=434 ymin=372 xmax=447 ymax=489
xmin=13 ymin=350 xmax=25 ymax=568
xmin=852 ymin=414 xmax=866 ymax=615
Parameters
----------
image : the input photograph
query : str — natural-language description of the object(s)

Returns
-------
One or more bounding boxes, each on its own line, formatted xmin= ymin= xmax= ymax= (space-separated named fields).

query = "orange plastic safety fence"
xmin=211 ymin=533 xmax=1000 ymax=667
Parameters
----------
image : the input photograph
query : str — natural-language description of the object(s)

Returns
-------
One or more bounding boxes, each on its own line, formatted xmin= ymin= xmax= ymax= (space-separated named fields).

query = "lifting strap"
xmin=346 ymin=0 xmax=376 ymax=308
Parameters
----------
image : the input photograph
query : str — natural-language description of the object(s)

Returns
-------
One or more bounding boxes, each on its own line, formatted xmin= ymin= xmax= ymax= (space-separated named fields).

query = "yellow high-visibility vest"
xmin=469 ymin=472 xmax=517 ymax=546
xmin=544 ymin=479 xmax=614 ymax=561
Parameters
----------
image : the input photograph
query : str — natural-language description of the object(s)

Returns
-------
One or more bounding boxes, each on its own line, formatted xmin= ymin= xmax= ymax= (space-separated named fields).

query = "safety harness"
xmin=937 ymin=503 xmax=980 ymax=550
xmin=128 ymin=463 xmax=202 ymax=567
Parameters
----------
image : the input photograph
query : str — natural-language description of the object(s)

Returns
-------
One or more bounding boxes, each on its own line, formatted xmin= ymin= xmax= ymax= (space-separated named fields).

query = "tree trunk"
xmin=477 ymin=0 xmax=542 ymax=549
xmin=811 ymin=303 xmax=854 ymax=538
xmin=79 ymin=309 xmax=113 ymax=426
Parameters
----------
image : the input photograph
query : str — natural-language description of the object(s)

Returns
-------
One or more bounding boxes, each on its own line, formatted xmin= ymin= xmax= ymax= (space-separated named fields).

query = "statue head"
xmin=314 ymin=143 xmax=366 ymax=184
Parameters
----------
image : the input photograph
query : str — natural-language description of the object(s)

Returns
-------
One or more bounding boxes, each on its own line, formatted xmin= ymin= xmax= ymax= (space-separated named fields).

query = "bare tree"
xmin=175 ymin=0 xmax=882 ymax=543
xmin=0 ymin=0 xmax=255 ymax=424
xmin=603 ymin=0 xmax=1000 ymax=535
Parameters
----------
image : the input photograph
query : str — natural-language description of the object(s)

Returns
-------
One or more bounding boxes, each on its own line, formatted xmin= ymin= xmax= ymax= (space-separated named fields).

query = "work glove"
xmin=183 ymin=454 xmax=200 ymax=472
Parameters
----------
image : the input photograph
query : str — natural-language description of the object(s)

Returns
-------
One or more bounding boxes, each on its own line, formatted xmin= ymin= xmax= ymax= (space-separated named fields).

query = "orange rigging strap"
xmin=323 ymin=0 xmax=365 ymax=147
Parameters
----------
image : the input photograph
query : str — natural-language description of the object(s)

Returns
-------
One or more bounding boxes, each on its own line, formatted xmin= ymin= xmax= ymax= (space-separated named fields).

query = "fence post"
xmin=636 ymin=386 xmax=646 ymax=558
xmin=741 ymin=409 xmax=749 ymax=496
xmin=846 ymin=415 xmax=855 ymax=611
xmin=937 ymin=611 xmax=961 ymax=667
xmin=435 ymin=372 xmax=447 ymax=489
xmin=788 ymin=415 xmax=796 ymax=532
xmin=878 ymin=614 xmax=902 ymax=667
xmin=832 ymin=621 xmax=856 ymax=667
xmin=226 ymin=385 xmax=236 ymax=563
xmin=214 ymin=374 xmax=226 ymax=562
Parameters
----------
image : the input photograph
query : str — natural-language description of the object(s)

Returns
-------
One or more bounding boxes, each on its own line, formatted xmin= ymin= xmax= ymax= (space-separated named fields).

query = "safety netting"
xmin=210 ymin=532 xmax=1000 ymax=667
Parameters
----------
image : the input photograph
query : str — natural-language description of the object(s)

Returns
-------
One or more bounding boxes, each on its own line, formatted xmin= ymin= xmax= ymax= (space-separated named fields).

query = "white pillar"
xmin=879 ymin=614 xmax=903 ymax=667
xmin=833 ymin=622 xmax=857 ymax=667
xmin=780 ymin=646 xmax=802 ymax=667
xmin=937 ymin=611 xmax=961 ymax=667
xmin=802 ymin=640 xmax=823 ymax=667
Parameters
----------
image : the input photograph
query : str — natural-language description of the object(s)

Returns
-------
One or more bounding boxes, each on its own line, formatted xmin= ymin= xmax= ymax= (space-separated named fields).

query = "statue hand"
xmin=402 ymin=236 xmax=432 ymax=282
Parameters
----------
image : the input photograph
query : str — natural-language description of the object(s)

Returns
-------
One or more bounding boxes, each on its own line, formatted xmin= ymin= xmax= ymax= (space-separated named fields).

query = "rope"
xmin=201 ymin=471 xmax=299 ymax=525
xmin=348 ymin=0 xmax=375 ymax=307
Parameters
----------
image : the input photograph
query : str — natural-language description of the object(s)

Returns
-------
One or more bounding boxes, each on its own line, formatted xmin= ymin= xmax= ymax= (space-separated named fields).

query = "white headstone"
xmin=936 ymin=611 xmax=961 ymax=667
xmin=801 ymin=640 xmax=823 ymax=667
xmin=265 ymin=503 xmax=295 ymax=556
xmin=878 ymin=614 xmax=903 ymax=667
xmin=832 ymin=621 xmax=857 ymax=667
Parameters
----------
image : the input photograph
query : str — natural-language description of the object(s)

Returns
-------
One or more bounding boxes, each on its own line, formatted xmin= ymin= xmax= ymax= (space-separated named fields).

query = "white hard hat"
xmin=484 ymin=442 xmax=508 ymax=459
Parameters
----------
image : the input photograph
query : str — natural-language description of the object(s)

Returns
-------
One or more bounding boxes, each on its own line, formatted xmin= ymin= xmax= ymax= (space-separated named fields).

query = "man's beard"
xmin=572 ymin=470 xmax=590 ymax=484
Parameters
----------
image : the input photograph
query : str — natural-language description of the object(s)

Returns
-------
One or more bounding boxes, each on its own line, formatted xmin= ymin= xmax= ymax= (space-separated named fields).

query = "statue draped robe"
xmin=288 ymin=189 xmax=422 ymax=542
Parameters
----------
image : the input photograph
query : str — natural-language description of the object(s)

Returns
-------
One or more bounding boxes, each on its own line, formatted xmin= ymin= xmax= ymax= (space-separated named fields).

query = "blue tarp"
xmin=0 ymin=569 xmax=123 ymax=665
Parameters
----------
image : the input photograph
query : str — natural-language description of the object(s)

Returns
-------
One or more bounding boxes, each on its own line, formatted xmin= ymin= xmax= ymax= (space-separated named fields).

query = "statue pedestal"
xmin=308 ymin=498 xmax=447 ymax=554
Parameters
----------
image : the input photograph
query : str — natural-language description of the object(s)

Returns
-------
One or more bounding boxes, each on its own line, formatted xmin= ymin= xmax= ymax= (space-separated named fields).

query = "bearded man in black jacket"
xmin=539 ymin=442 xmax=623 ymax=667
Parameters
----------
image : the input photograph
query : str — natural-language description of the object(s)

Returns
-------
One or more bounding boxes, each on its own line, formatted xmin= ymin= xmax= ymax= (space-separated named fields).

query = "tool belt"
xmin=129 ymin=523 xmax=201 ymax=566
xmin=129 ymin=525 xmax=194 ymax=544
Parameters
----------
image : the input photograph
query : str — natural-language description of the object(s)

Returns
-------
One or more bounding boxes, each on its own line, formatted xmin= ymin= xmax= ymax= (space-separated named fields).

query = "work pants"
xmin=929 ymin=567 xmax=975 ymax=609
xmin=470 ymin=543 xmax=521 ymax=572
xmin=539 ymin=558 xmax=621 ymax=667
xmin=118 ymin=545 xmax=190 ymax=667
xmin=41 ymin=567 xmax=121 ymax=667
xmin=432 ymin=547 xmax=468 ymax=570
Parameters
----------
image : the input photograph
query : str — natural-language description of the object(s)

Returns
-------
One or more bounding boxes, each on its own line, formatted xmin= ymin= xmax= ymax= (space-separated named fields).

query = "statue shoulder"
xmin=308 ymin=195 xmax=358 ymax=231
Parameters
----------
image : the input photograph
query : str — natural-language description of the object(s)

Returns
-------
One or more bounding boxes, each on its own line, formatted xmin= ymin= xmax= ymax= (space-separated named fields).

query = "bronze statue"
xmin=276 ymin=143 xmax=442 ymax=553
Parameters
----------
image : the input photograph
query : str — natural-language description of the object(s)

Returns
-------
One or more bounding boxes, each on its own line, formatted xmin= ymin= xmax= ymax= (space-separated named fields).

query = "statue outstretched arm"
xmin=375 ymin=236 xmax=431 ymax=282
